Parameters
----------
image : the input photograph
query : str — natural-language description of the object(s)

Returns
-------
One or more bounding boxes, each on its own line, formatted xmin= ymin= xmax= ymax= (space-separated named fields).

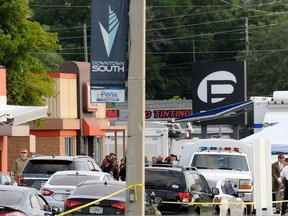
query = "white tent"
xmin=241 ymin=118 xmax=288 ymax=153
xmin=0 ymin=105 xmax=48 ymax=125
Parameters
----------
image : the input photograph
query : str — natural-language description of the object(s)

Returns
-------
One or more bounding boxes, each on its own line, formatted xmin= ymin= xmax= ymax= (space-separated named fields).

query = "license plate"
xmin=89 ymin=206 xmax=103 ymax=214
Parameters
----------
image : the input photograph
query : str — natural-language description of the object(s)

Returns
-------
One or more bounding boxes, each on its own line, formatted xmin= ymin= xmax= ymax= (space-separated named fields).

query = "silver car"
xmin=0 ymin=185 xmax=59 ymax=216
xmin=40 ymin=170 xmax=115 ymax=211
xmin=208 ymin=178 xmax=247 ymax=216
xmin=0 ymin=172 xmax=17 ymax=185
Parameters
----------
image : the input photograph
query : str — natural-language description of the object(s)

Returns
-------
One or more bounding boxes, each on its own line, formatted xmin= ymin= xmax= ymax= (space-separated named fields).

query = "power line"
xmin=48 ymin=26 xmax=84 ymax=32
xmin=44 ymin=11 xmax=288 ymax=35
xmin=29 ymin=5 xmax=90 ymax=8
xmin=48 ymin=47 xmax=288 ymax=56
xmin=147 ymin=28 xmax=244 ymax=43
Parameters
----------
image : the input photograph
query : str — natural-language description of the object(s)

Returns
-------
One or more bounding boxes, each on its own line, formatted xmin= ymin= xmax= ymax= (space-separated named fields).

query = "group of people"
xmin=272 ymin=154 xmax=288 ymax=215
xmin=101 ymin=153 xmax=126 ymax=181
xmin=146 ymin=154 xmax=178 ymax=165
xmin=101 ymin=153 xmax=179 ymax=181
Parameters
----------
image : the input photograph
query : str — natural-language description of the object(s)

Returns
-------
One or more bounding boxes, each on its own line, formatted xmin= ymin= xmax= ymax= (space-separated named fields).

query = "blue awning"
xmin=175 ymin=100 xmax=253 ymax=122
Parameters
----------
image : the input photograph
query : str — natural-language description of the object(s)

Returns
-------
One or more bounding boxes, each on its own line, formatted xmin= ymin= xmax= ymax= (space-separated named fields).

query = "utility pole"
xmin=126 ymin=0 xmax=145 ymax=215
xmin=193 ymin=39 xmax=195 ymax=62
xmin=245 ymin=17 xmax=249 ymax=55
xmin=83 ymin=23 xmax=88 ymax=62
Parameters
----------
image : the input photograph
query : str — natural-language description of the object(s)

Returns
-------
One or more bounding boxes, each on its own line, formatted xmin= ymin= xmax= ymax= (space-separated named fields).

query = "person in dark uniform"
xmin=119 ymin=158 xmax=126 ymax=181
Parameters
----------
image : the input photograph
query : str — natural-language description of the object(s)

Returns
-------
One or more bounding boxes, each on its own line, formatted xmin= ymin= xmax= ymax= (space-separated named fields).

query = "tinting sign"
xmin=90 ymin=0 xmax=128 ymax=87
xmin=191 ymin=62 xmax=246 ymax=125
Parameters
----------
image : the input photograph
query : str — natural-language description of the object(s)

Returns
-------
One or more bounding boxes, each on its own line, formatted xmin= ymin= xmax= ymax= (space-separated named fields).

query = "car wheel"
xmin=212 ymin=209 xmax=219 ymax=216
xmin=190 ymin=208 xmax=200 ymax=216
xmin=212 ymin=205 xmax=220 ymax=216
xmin=243 ymin=208 xmax=248 ymax=216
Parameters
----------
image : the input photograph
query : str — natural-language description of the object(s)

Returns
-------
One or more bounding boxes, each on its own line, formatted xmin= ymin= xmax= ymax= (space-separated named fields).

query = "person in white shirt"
xmin=280 ymin=160 xmax=288 ymax=215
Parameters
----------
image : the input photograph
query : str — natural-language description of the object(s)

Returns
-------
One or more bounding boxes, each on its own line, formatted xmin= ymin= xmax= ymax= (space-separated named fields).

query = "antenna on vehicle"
xmin=74 ymin=156 xmax=79 ymax=174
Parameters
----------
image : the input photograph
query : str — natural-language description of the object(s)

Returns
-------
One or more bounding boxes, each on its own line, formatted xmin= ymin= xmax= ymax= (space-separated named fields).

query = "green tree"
xmin=28 ymin=0 xmax=288 ymax=100
xmin=237 ymin=16 xmax=288 ymax=97
xmin=0 ymin=0 xmax=61 ymax=106
xmin=29 ymin=0 xmax=91 ymax=61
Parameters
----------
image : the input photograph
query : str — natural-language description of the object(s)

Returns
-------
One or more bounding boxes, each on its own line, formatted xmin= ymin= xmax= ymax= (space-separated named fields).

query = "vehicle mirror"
xmin=212 ymin=187 xmax=219 ymax=195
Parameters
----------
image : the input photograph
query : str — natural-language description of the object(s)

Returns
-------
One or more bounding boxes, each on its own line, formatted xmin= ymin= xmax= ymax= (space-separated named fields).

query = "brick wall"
xmin=8 ymin=136 xmax=67 ymax=170
xmin=36 ymin=136 xmax=61 ymax=156
xmin=8 ymin=137 xmax=30 ymax=171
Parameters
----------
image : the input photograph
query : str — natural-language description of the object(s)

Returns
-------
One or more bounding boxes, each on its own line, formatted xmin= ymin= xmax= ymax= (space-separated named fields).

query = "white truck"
xmin=252 ymin=91 xmax=288 ymax=133
xmin=178 ymin=138 xmax=254 ymax=212
xmin=245 ymin=90 xmax=288 ymax=158
xmin=104 ymin=122 xmax=169 ymax=160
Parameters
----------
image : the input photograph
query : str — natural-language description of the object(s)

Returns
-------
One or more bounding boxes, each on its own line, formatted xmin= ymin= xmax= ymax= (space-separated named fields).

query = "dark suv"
xmin=19 ymin=155 xmax=102 ymax=190
xmin=145 ymin=165 xmax=219 ymax=215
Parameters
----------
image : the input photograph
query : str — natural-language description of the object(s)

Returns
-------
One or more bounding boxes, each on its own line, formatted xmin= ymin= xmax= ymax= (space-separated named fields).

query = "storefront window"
xmin=65 ymin=137 xmax=74 ymax=156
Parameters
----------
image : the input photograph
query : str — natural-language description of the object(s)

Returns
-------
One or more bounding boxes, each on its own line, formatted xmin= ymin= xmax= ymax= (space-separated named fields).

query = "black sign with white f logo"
xmin=191 ymin=61 xmax=246 ymax=125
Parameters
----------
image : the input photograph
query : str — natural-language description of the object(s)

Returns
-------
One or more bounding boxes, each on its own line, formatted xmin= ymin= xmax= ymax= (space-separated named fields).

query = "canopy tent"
xmin=241 ymin=118 xmax=288 ymax=153
xmin=175 ymin=100 xmax=253 ymax=122
xmin=0 ymin=105 xmax=48 ymax=126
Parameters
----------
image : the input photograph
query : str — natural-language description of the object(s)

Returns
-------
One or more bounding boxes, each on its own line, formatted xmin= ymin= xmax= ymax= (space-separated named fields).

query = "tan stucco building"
xmin=0 ymin=62 xmax=126 ymax=173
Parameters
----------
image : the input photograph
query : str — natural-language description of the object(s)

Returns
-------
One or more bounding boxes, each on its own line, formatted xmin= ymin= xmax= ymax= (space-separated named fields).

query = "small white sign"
xmin=91 ymin=87 xmax=125 ymax=103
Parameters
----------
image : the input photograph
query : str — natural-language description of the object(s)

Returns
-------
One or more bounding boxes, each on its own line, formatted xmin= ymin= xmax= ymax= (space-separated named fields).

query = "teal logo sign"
xmin=90 ymin=0 xmax=128 ymax=87
xmin=99 ymin=5 xmax=119 ymax=57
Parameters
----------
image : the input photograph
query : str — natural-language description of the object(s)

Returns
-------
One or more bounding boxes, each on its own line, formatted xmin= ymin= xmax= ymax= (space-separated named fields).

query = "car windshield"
xmin=0 ymin=191 xmax=23 ymax=205
xmin=23 ymin=160 xmax=84 ymax=174
xmin=145 ymin=169 xmax=185 ymax=191
xmin=191 ymin=154 xmax=249 ymax=171
xmin=49 ymin=174 xmax=100 ymax=186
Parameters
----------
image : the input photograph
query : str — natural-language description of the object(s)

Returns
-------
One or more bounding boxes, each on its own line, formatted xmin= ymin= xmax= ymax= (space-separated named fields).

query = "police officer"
xmin=11 ymin=148 xmax=29 ymax=184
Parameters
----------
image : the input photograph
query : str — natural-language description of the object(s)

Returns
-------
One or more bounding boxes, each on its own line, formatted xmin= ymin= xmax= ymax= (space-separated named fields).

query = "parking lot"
xmin=0 ymin=153 xmax=287 ymax=216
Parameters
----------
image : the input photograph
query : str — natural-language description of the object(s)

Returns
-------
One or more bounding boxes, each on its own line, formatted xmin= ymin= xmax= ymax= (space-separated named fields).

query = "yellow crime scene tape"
xmin=161 ymin=201 xmax=254 ymax=205
xmin=57 ymin=183 xmax=144 ymax=216
xmin=57 ymin=184 xmax=288 ymax=216
xmin=161 ymin=200 xmax=288 ymax=205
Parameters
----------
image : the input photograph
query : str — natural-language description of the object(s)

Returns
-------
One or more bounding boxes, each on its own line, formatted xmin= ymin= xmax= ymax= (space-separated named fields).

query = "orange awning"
xmin=82 ymin=117 xmax=105 ymax=136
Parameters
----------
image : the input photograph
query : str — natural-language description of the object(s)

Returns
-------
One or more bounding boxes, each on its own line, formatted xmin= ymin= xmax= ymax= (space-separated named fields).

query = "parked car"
xmin=19 ymin=155 xmax=102 ymax=189
xmin=208 ymin=178 xmax=247 ymax=216
xmin=40 ymin=170 xmax=115 ymax=211
xmin=145 ymin=164 xmax=219 ymax=215
xmin=0 ymin=185 xmax=60 ymax=216
xmin=0 ymin=172 xmax=17 ymax=185
xmin=63 ymin=180 xmax=162 ymax=215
